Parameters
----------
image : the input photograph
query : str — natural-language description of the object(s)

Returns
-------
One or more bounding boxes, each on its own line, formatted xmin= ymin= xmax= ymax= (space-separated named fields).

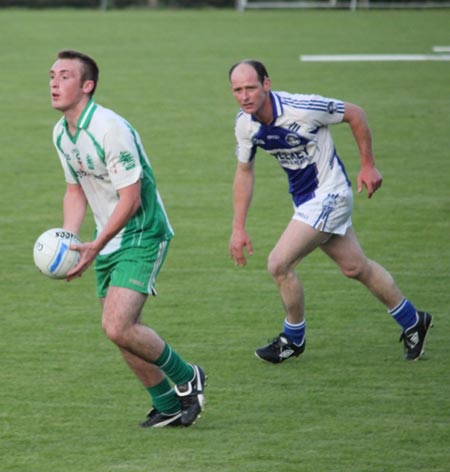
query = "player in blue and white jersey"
xmin=228 ymin=60 xmax=432 ymax=362
xmin=49 ymin=50 xmax=205 ymax=427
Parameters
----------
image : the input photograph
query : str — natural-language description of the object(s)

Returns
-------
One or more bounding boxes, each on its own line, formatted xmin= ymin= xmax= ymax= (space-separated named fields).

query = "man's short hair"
xmin=229 ymin=60 xmax=269 ymax=84
xmin=57 ymin=49 xmax=99 ymax=96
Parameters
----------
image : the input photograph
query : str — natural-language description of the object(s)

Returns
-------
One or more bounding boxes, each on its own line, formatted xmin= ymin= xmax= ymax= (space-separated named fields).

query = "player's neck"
xmin=254 ymin=97 xmax=273 ymax=125
xmin=63 ymin=97 xmax=90 ymax=135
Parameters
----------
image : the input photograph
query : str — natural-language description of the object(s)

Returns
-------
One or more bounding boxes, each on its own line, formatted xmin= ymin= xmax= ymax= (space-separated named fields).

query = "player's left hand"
xmin=65 ymin=241 xmax=98 ymax=281
xmin=357 ymin=165 xmax=383 ymax=198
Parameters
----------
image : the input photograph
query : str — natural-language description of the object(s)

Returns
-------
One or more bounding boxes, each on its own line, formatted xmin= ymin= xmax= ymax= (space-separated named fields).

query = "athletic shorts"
xmin=94 ymin=240 xmax=170 ymax=299
xmin=292 ymin=188 xmax=353 ymax=235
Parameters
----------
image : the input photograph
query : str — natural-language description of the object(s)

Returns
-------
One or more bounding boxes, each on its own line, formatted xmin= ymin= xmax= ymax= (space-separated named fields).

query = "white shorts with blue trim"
xmin=292 ymin=187 xmax=353 ymax=235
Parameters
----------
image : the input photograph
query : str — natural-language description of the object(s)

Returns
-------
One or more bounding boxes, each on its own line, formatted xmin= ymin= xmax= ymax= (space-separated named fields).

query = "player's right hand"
xmin=229 ymin=229 xmax=253 ymax=266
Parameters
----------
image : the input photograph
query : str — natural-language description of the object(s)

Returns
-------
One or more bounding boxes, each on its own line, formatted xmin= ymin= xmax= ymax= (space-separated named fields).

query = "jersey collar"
xmin=62 ymin=98 xmax=97 ymax=142
xmin=77 ymin=97 xmax=97 ymax=129
xmin=270 ymin=91 xmax=283 ymax=120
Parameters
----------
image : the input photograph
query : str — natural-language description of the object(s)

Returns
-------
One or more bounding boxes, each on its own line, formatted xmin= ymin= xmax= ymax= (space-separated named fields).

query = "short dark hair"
xmin=229 ymin=60 xmax=269 ymax=84
xmin=57 ymin=50 xmax=99 ymax=97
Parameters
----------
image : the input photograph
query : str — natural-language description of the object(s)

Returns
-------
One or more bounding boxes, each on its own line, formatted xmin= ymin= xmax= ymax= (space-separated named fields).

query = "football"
xmin=33 ymin=228 xmax=81 ymax=279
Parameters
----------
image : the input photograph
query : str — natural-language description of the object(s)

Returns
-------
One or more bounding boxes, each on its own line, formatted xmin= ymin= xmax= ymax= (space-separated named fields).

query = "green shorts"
xmin=95 ymin=240 xmax=170 ymax=299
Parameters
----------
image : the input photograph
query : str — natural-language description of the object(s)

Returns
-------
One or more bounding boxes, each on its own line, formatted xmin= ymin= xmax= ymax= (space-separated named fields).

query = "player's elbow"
xmin=131 ymin=195 xmax=142 ymax=215
xmin=343 ymin=102 xmax=366 ymax=125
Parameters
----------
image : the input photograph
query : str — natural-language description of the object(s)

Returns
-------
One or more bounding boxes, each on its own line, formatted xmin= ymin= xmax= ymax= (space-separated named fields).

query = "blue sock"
xmin=389 ymin=298 xmax=418 ymax=331
xmin=283 ymin=319 xmax=306 ymax=346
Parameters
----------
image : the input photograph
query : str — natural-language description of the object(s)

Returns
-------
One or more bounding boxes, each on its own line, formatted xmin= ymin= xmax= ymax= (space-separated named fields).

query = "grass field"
xmin=0 ymin=7 xmax=449 ymax=472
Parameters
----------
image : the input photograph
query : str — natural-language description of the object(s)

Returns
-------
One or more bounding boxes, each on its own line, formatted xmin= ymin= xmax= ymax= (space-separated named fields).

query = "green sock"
xmin=154 ymin=343 xmax=194 ymax=385
xmin=147 ymin=378 xmax=180 ymax=415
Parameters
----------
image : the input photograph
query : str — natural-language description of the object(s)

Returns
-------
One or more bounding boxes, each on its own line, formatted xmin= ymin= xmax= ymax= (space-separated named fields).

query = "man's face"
xmin=49 ymin=58 xmax=90 ymax=112
xmin=230 ymin=64 xmax=271 ymax=117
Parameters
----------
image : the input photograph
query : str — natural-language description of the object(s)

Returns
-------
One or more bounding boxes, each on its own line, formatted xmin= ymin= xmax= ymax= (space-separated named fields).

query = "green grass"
xmin=1 ymin=7 xmax=449 ymax=472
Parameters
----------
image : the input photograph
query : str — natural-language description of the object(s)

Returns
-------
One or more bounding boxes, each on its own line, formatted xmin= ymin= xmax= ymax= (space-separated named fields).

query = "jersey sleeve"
xmin=234 ymin=113 xmax=257 ymax=163
xmin=103 ymin=120 xmax=143 ymax=191
xmin=293 ymin=93 xmax=345 ymax=126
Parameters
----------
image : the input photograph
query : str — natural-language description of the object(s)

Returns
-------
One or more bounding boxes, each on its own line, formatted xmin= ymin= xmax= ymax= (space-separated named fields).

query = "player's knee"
xmin=267 ymin=253 xmax=281 ymax=278
xmin=102 ymin=318 xmax=128 ymax=347
xmin=267 ymin=252 xmax=291 ymax=281
xmin=340 ymin=259 xmax=367 ymax=280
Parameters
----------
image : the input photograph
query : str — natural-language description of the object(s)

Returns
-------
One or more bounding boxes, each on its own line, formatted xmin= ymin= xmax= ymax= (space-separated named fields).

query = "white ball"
xmin=33 ymin=228 xmax=81 ymax=279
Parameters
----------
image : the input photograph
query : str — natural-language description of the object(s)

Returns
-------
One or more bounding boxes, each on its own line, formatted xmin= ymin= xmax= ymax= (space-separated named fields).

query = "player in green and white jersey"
xmin=53 ymin=98 xmax=174 ymax=259
xmin=50 ymin=50 xmax=206 ymax=428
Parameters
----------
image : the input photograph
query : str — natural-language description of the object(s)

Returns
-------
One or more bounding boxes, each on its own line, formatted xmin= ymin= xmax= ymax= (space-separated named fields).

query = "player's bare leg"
xmin=321 ymin=227 xmax=404 ymax=309
xmin=101 ymin=287 xmax=165 ymax=363
xmin=257 ymin=220 xmax=329 ymax=363
xmin=119 ymin=348 xmax=166 ymax=387
xmin=321 ymin=227 xmax=432 ymax=360
xmin=101 ymin=287 xmax=205 ymax=426
xmin=268 ymin=219 xmax=330 ymax=324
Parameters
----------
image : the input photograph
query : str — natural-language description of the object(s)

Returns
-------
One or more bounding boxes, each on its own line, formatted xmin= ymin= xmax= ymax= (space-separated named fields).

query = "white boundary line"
xmin=433 ymin=46 xmax=450 ymax=53
xmin=300 ymin=54 xmax=450 ymax=62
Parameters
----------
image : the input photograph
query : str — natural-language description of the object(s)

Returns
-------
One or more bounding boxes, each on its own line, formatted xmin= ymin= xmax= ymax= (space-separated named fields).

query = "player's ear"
xmin=83 ymin=80 xmax=95 ymax=95
xmin=263 ymin=76 xmax=271 ymax=92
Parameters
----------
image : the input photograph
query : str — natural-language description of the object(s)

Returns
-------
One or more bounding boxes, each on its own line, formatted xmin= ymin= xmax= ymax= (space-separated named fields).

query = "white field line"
xmin=300 ymin=53 xmax=450 ymax=62
xmin=433 ymin=46 xmax=450 ymax=52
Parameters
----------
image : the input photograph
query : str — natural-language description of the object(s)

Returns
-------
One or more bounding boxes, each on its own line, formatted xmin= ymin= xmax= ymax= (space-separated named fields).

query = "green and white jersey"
xmin=53 ymin=99 xmax=173 ymax=255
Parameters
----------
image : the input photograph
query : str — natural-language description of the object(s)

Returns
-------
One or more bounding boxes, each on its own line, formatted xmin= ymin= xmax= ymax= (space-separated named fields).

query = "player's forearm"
xmin=63 ymin=186 xmax=87 ymax=235
xmin=232 ymin=169 xmax=254 ymax=230
xmin=233 ymin=205 xmax=250 ymax=231
xmin=344 ymin=103 xmax=375 ymax=167
xmin=93 ymin=186 xmax=141 ymax=251
xmin=355 ymin=125 xmax=375 ymax=168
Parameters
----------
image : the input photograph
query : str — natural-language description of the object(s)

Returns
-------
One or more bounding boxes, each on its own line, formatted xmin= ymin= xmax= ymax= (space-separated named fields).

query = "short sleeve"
xmin=103 ymin=122 xmax=143 ymax=190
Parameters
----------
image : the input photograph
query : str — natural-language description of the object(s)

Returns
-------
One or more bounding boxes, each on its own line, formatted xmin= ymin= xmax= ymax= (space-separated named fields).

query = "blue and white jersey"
xmin=234 ymin=91 xmax=351 ymax=206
